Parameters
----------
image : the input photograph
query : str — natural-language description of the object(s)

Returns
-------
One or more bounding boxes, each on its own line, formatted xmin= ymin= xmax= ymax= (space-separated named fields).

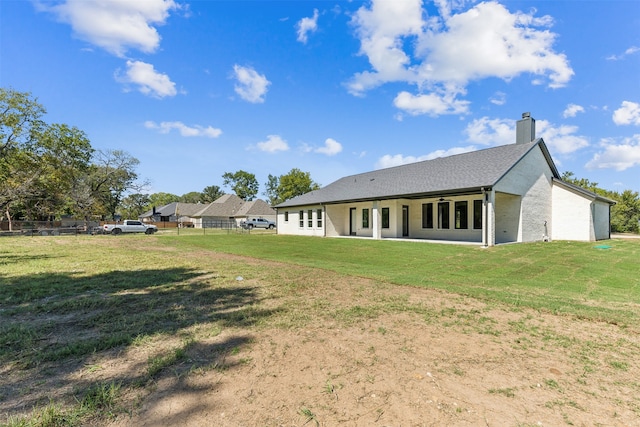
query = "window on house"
xmin=473 ymin=200 xmax=482 ymax=229
xmin=308 ymin=209 xmax=313 ymax=227
xmin=317 ymin=209 xmax=322 ymax=228
xmin=455 ymin=201 xmax=468 ymax=229
xmin=422 ymin=203 xmax=433 ymax=228
xmin=284 ymin=211 xmax=289 ymax=222
xmin=362 ymin=208 xmax=369 ymax=228
xmin=299 ymin=210 xmax=304 ymax=228
xmin=438 ymin=202 xmax=450 ymax=229
xmin=381 ymin=208 xmax=389 ymax=229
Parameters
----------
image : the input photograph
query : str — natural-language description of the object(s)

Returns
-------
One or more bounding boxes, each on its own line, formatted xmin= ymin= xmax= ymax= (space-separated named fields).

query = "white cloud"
xmin=256 ymin=135 xmax=289 ymax=153
xmin=465 ymin=114 xmax=592 ymax=154
xmin=315 ymin=138 xmax=343 ymax=156
xmin=232 ymin=65 xmax=271 ymax=103
xmin=613 ymin=101 xmax=640 ymax=126
xmin=465 ymin=117 xmax=515 ymax=146
xmin=349 ymin=0 xmax=573 ymax=116
xmin=144 ymin=121 xmax=222 ymax=138
xmin=348 ymin=0 xmax=424 ymax=95
xmin=116 ymin=60 xmax=177 ymax=98
xmin=393 ymin=91 xmax=470 ymax=116
xmin=489 ymin=91 xmax=506 ymax=106
xmin=465 ymin=116 xmax=589 ymax=154
xmin=375 ymin=146 xmax=475 ymax=169
xmin=563 ymin=103 xmax=585 ymax=118
xmin=296 ymin=9 xmax=319 ymax=44
xmin=43 ymin=0 xmax=179 ymax=57
xmin=536 ymin=119 xmax=589 ymax=154
xmin=606 ymin=46 xmax=640 ymax=61
xmin=586 ymin=135 xmax=640 ymax=171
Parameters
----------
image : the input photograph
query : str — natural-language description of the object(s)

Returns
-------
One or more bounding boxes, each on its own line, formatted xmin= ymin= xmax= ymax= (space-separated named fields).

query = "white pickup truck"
xmin=240 ymin=217 xmax=276 ymax=229
xmin=103 ymin=220 xmax=158 ymax=235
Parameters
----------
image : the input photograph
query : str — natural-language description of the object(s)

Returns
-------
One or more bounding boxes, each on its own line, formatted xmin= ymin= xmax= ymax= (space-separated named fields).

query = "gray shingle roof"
xmin=235 ymin=199 xmax=276 ymax=217
xmin=192 ymin=194 xmax=245 ymax=217
xmin=140 ymin=202 xmax=204 ymax=218
xmin=276 ymin=140 xmax=554 ymax=208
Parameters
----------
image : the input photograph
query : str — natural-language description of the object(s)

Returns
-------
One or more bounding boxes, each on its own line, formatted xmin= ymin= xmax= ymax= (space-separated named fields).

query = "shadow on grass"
xmin=0 ymin=253 xmax=60 ymax=267
xmin=0 ymin=267 xmax=281 ymax=418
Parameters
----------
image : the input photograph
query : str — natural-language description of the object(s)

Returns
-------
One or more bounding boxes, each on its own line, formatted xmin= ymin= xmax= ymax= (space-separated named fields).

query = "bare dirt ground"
xmin=102 ymin=254 xmax=640 ymax=427
xmin=4 ymin=245 xmax=640 ymax=427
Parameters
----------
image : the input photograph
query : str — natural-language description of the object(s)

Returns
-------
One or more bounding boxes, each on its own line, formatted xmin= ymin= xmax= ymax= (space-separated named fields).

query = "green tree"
xmin=222 ymin=170 xmax=259 ymax=201
xmin=264 ymin=174 xmax=280 ymax=205
xmin=610 ymin=190 xmax=640 ymax=233
xmin=148 ymin=192 xmax=180 ymax=208
xmin=1 ymin=88 xmax=46 ymax=226
xmin=36 ymin=123 xmax=93 ymax=217
xmin=0 ymin=87 xmax=46 ymax=156
xmin=1 ymin=89 xmax=93 ymax=227
xmin=202 ymin=185 xmax=225 ymax=202
xmin=119 ymin=193 xmax=151 ymax=219
xmin=264 ymin=168 xmax=320 ymax=205
xmin=180 ymin=191 xmax=203 ymax=203
xmin=89 ymin=149 xmax=142 ymax=219
xmin=561 ymin=171 xmax=599 ymax=192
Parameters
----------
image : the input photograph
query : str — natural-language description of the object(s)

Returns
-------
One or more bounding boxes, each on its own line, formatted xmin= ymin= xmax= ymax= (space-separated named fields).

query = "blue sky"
xmin=2 ymin=0 xmax=639 ymax=197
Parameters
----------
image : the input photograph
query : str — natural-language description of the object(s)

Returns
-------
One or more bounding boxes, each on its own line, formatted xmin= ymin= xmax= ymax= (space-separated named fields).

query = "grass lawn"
xmin=164 ymin=231 xmax=640 ymax=325
xmin=1 ymin=232 xmax=639 ymax=426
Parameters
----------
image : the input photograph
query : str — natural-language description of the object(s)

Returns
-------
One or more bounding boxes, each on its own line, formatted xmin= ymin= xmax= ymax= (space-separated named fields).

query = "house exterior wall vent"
xmin=516 ymin=112 xmax=536 ymax=144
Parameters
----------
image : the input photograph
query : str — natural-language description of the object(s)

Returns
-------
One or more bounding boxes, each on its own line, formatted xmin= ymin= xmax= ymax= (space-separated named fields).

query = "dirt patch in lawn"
xmin=3 ymin=245 xmax=640 ymax=426
xmin=107 ymin=255 xmax=639 ymax=426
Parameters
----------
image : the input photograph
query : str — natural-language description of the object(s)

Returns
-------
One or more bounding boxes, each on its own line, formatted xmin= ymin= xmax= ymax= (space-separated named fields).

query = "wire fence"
xmin=0 ymin=219 xmax=276 ymax=236
xmin=0 ymin=220 xmax=100 ymax=236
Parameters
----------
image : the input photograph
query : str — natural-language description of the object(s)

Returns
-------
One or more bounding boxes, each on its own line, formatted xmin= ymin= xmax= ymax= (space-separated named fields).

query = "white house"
xmin=274 ymin=113 xmax=615 ymax=246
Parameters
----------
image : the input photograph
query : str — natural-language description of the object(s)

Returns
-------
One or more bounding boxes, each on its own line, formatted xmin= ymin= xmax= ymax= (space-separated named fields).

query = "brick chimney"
xmin=516 ymin=112 xmax=536 ymax=144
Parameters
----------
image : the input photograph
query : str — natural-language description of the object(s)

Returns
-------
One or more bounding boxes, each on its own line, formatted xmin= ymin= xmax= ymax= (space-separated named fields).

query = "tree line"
xmin=117 ymin=166 xmax=320 ymax=220
xmin=1 ymin=88 xmax=320 ymax=226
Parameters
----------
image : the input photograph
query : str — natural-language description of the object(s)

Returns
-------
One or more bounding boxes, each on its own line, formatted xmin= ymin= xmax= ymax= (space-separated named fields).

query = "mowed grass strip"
xmin=161 ymin=232 xmax=640 ymax=326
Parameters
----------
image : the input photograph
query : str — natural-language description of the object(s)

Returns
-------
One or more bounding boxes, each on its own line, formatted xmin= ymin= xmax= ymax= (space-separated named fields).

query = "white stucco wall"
xmin=551 ymin=185 xmax=611 ymax=241
xmin=551 ymin=185 xmax=592 ymax=241
xmin=494 ymin=146 xmax=554 ymax=243
xmin=276 ymin=206 xmax=325 ymax=236
xmin=494 ymin=192 xmax=521 ymax=244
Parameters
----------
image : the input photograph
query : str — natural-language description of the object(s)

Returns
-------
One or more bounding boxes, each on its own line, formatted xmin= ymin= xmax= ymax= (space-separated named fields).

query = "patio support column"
xmin=372 ymin=201 xmax=381 ymax=240
xmin=482 ymin=189 xmax=496 ymax=247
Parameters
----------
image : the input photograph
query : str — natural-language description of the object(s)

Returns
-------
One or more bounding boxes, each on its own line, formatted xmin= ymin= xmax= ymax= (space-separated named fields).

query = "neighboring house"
xmin=146 ymin=194 xmax=277 ymax=228
xmin=191 ymin=195 xmax=276 ymax=227
xmin=275 ymin=113 xmax=615 ymax=246
xmin=190 ymin=194 xmax=245 ymax=228
xmin=234 ymin=199 xmax=277 ymax=224
xmin=140 ymin=202 xmax=204 ymax=225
